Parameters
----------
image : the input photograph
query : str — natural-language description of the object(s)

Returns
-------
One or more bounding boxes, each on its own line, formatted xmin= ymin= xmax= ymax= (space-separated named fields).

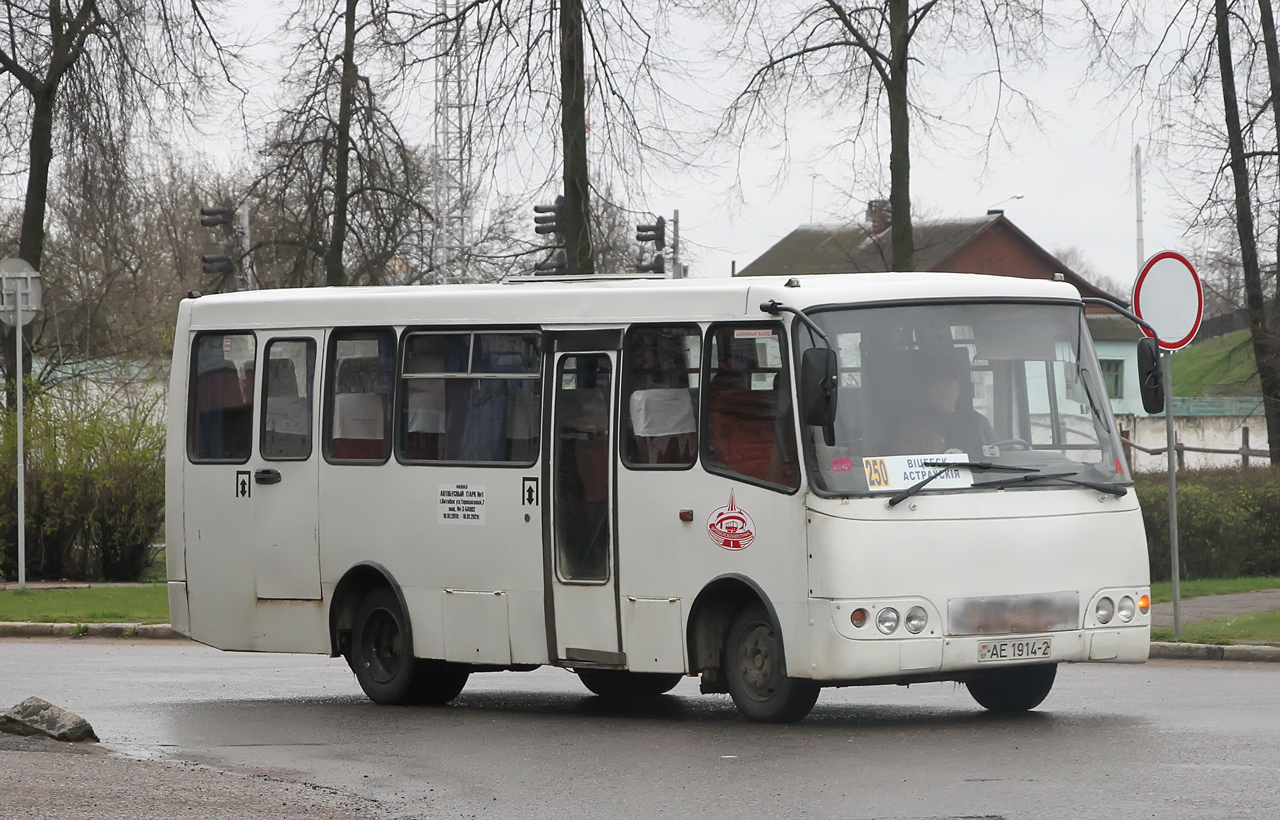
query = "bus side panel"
xmin=616 ymin=468 xmax=810 ymax=678
xmin=319 ymin=463 xmax=547 ymax=665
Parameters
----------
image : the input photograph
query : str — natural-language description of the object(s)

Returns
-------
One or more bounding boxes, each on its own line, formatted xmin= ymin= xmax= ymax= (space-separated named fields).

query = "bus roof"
xmin=180 ymin=272 xmax=1084 ymax=331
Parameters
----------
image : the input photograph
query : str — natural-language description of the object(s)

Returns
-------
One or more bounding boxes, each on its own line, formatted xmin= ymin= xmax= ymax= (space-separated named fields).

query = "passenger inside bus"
xmin=890 ymin=349 xmax=995 ymax=456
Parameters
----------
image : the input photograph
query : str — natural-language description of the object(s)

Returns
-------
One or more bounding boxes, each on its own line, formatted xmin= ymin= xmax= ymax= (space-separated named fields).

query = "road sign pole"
xmin=1133 ymin=249 xmax=1201 ymax=640
xmin=15 ymin=295 xmax=24 ymax=591
xmin=1163 ymin=350 xmax=1180 ymax=635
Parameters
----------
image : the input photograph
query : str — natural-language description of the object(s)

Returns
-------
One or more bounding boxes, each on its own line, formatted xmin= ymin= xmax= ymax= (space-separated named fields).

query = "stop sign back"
xmin=1132 ymin=250 xmax=1203 ymax=351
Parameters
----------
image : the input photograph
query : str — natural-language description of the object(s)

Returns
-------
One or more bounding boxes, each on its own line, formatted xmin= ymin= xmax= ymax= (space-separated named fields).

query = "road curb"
xmin=0 ymin=622 xmax=184 ymax=640
xmin=1149 ymin=641 xmax=1280 ymax=662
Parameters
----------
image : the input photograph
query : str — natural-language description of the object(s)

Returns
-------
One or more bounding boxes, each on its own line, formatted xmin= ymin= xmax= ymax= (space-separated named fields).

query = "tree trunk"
xmin=886 ymin=0 xmax=914 ymax=272
xmin=1218 ymin=0 xmax=1280 ymax=463
xmin=325 ymin=0 xmax=359 ymax=288
xmin=559 ymin=0 xmax=594 ymax=275
xmin=3 ymin=85 xmax=55 ymax=408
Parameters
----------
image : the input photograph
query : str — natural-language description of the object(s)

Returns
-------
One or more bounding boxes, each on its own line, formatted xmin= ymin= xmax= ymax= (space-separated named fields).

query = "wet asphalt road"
xmin=2 ymin=638 xmax=1278 ymax=820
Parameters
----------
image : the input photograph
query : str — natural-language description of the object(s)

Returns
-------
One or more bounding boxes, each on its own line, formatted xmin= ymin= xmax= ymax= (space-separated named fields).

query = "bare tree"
xmin=708 ymin=0 xmax=1049 ymax=271
xmin=1082 ymin=0 xmax=1280 ymax=462
xmin=0 ymin=0 xmax=236 ymax=405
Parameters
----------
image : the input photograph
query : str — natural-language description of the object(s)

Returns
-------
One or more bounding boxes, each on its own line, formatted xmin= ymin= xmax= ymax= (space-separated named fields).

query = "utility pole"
xmin=559 ymin=0 xmax=594 ymax=274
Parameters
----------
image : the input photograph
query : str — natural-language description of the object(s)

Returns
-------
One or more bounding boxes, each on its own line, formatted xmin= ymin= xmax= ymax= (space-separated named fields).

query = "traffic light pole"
xmin=671 ymin=210 xmax=681 ymax=279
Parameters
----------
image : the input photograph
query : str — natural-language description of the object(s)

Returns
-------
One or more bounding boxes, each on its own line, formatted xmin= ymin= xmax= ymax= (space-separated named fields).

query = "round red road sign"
xmin=1132 ymin=250 xmax=1203 ymax=351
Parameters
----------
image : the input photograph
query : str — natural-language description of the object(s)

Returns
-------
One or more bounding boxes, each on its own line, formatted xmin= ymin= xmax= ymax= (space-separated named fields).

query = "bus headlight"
xmin=876 ymin=607 xmax=900 ymax=634
xmin=904 ymin=606 xmax=928 ymax=634
xmin=1095 ymin=597 xmax=1115 ymax=625
xmin=1117 ymin=596 xmax=1136 ymax=623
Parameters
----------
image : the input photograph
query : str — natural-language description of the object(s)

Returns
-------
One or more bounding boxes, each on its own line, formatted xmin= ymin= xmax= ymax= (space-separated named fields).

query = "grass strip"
xmin=1149 ymin=576 xmax=1280 ymax=605
xmin=1152 ymin=610 xmax=1280 ymax=646
xmin=0 ymin=585 xmax=169 ymax=624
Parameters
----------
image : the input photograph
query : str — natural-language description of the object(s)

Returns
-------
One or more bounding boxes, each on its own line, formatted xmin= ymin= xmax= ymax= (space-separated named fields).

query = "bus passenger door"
xmin=549 ymin=348 xmax=622 ymax=664
xmin=251 ymin=333 xmax=323 ymax=600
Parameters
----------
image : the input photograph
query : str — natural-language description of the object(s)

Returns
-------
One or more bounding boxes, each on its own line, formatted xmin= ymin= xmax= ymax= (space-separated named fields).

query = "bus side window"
xmin=261 ymin=339 xmax=316 ymax=460
xmin=621 ymin=324 xmax=700 ymax=468
xmin=188 ymin=332 xmax=256 ymax=463
xmin=399 ymin=331 xmax=541 ymax=464
xmin=326 ymin=329 xmax=395 ymax=463
xmin=702 ymin=324 xmax=800 ymax=490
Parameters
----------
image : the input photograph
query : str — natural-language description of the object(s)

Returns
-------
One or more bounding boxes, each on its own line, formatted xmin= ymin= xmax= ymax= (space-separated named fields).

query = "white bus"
xmin=166 ymin=272 xmax=1154 ymax=722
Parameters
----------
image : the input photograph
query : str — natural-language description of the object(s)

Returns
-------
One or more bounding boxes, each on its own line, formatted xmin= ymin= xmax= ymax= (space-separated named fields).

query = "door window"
xmin=554 ymin=353 xmax=612 ymax=582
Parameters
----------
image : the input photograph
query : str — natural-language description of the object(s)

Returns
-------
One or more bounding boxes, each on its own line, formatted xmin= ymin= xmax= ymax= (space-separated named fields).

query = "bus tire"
xmin=350 ymin=587 xmax=418 ymax=705
xmin=410 ymin=660 xmax=470 ymax=705
xmin=723 ymin=603 xmax=819 ymax=723
xmin=577 ymin=669 xmax=682 ymax=698
xmin=966 ymin=663 xmax=1057 ymax=713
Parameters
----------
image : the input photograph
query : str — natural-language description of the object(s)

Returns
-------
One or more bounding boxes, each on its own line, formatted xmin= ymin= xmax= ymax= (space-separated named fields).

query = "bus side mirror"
xmin=801 ymin=348 xmax=838 ymax=445
xmin=1137 ymin=336 xmax=1165 ymax=414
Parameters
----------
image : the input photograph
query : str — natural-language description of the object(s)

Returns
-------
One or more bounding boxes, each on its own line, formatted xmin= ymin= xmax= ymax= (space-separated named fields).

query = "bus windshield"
xmin=800 ymin=301 xmax=1131 ymax=496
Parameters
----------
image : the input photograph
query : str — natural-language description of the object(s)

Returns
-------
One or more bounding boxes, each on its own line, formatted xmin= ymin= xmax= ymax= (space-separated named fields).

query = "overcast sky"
xmin=211 ymin=2 xmax=1191 ymax=295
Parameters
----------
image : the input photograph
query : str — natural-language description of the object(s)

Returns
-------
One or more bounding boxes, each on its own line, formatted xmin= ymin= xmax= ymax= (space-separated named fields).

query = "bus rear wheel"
xmin=349 ymin=587 xmax=469 ymax=706
xmin=411 ymin=659 xmax=470 ymax=705
xmin=350 ymin=587 xmax=417 ymax=704
xmin=723 ymin=603 xmax=819 ymax=723
xmin=966 ymin=663 xmax=1057 ymax=713
xmin=577 ymin=669 xmax=682 ymax=698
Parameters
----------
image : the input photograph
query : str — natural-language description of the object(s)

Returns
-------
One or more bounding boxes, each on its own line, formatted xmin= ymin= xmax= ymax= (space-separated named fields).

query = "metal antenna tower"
xmin=433 ymin=0 xmax=471 ymax=282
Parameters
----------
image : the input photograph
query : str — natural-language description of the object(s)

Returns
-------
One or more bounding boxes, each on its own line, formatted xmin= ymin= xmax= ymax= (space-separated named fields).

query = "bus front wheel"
xmin=723 ymin=603 xmax=819 ymax=723
xmin=966 ymin=663 xmax=1057 ymax=712
xmin=350 ymin=587 xmax=417 ymax=704
xmin=577 ymin=669 xmax=682 ymax=698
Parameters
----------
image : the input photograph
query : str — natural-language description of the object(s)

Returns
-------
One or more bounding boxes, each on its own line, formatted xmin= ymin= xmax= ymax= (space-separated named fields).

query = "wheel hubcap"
xmin=736 ymin=623 xmax=778 ymax=700
xmin=362 ymin=608 xmax=402 ymax=684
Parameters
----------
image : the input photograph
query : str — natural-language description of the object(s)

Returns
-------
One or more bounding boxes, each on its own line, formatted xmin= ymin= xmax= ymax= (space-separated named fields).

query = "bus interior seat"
xmin=629 ymin=387 xmax=697 ymax=464
xmin=262 ymin=358 xmax=310 ymax=458
xmin=707 ymin=339 xmax=781 ymax=480
xmin=331 ymin=356 xmax=387 ymax=460
xmin=402 ymin=380 xmax=446 ymax=460
xmin=194 ymin=362 xmax=252 ymax=459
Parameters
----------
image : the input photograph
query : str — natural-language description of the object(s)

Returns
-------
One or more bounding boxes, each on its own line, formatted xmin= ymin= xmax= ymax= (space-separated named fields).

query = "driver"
xmin=892 ymin=355 xmax=995 ymax=456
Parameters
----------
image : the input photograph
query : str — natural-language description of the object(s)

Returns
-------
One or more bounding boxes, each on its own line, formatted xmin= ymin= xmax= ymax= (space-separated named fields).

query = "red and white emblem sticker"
xmin=707 ymin=490 xmax=756 ymax=551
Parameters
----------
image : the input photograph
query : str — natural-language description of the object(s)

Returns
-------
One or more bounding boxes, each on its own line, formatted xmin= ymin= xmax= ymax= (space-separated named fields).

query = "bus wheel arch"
xmin=687 ymin=575 xmax=782 ymax=695
xmin=329 ymin=562 xmax=409 ymax=661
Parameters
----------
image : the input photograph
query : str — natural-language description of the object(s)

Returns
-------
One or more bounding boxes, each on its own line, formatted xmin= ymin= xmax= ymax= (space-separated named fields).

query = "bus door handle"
xmin=254 ymin=469 xmax=282 ymax=485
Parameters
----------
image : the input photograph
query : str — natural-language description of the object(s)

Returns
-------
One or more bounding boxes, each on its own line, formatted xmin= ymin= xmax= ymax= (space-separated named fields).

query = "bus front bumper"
xmin=807 ymin=601 xmax=1149 ymax=682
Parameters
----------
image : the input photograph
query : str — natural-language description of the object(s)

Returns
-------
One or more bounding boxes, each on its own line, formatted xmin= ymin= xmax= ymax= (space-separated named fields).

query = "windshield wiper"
xmin=977 ymin=470 xmax=1127 ymax=497
xmin=886 ymin=461 xmax=1039 ymax=508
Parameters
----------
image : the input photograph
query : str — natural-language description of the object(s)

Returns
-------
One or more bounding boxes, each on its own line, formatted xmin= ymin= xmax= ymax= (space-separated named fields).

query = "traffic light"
xmin=202 ymin=254 xmax=233 ymax=276
xmin=200 ymin=197 xmax=236 ymax=234
xmin=534 ymin=195 xmax=564 ymax=238
xmin=636 ymin=216 xmax=665 ymax=249
xmin=534 ymin=249 xmax=567 ymax=275
xmin=637 ymin=253 xmax=665 ymax=274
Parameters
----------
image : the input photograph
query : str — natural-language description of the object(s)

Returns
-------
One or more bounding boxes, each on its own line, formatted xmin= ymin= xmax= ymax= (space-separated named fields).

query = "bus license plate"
xmin=978 ymin=637 xmax=1052 ymax=662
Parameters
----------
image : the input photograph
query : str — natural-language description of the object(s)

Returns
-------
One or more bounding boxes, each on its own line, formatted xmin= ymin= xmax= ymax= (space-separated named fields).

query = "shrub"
xmin=1135 ymin=467 xmax=1280 ymax=581
xmin=1 ymin=378 xmax=165 ymax=582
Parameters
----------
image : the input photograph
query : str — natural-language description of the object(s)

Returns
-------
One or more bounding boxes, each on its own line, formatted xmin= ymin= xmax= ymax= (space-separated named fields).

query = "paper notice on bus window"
xmin=733 ymin=328 xmax=774 ymax=339
xmin=861 ymin=453 xmax=973 ymax=493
